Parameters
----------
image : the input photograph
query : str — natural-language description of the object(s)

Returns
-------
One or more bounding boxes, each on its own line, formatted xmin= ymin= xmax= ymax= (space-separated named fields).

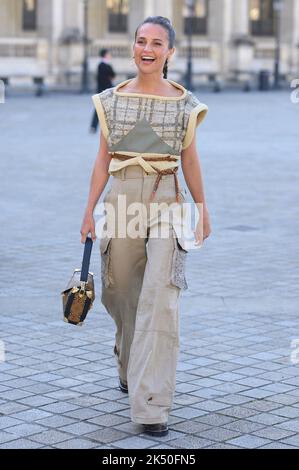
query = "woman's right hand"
xmin=80 ymin=210 xmax=96 ymax=243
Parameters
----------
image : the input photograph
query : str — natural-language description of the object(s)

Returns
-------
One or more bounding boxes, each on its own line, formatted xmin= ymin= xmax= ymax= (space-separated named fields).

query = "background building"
xmin=0 ymin=0 xmax=298 ymax=89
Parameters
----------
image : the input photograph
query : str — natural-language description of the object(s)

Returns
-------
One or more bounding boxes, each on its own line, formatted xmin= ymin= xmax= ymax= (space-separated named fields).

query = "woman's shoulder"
xmin=91 ymin=87 xmax=114 ymax=103
xmin=184 ymin=89 xmax=208 ymax=111
xmin=96 ymin=87 xmax=115 ymax=100
xmin=91 ymin=87 xmax=115 ymax=112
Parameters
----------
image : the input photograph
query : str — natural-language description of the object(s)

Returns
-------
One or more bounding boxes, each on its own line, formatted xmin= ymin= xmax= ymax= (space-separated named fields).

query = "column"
xmin=46 ymin=0 xmax=63 ymax=78
xmin=232 ymin=0 xmax=250 ymax=36
xmin=0 ymin=0 xmax=14 ymax=36
xmin=207 ymin=0 xmax=224 ymax=41
xmin=171 ymin=0 xmax=183 ymax=42
xmin=230 ymin=0 xmax=254 ymax=75
xmin=88 ymin=0 xmax=106 ymax=39
xmin=143 ymin=0 xmax=172 ymax=20
xmin=208 ymin=0 xmax=232 ymax=76
xmin=38 ymin=0 xmax=55 ymax=39
xmin=284 ymin=0 xmax=299 ymax=75
xmin=128 ymin=0 xmax=147 ymax=39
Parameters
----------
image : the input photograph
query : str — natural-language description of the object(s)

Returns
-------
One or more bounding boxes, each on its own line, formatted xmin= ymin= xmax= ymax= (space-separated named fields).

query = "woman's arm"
xmin=181 ymin=135 xmax=212 ymax=244
xmin=80 ymin=131 xmax=111 ymax=243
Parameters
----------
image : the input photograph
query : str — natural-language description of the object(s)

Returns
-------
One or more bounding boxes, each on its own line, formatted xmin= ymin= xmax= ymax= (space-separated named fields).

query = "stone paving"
xmin=0 ymin=86 xmax=298 ymax=449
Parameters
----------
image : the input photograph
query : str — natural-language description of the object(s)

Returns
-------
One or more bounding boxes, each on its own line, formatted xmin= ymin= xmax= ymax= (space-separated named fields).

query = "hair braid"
xmin=163 ymin=59 xmax=168 ymax=79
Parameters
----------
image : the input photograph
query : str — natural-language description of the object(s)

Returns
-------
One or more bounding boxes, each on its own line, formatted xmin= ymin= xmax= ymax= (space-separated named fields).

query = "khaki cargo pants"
xmin=99 ymin=165 xmax=188 ymax=424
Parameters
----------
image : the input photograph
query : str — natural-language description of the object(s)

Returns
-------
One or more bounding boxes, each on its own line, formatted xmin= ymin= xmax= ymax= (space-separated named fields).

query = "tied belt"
xmin=110 ymin=153 xmax=181 ymax=203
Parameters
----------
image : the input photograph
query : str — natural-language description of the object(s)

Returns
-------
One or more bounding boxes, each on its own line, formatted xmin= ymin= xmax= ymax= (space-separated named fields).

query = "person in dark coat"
xmin=90 ymin=48 xmax=116 ymax=133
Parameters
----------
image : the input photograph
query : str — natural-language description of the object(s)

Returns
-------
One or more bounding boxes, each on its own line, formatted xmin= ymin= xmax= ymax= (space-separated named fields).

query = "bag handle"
xmin=80 ymin=236 xmax=93 ymax=282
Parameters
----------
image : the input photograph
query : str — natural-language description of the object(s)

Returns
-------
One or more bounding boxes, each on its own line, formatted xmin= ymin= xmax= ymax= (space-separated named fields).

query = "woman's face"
xmin=133 ymin=23 xmax=174 ymax=75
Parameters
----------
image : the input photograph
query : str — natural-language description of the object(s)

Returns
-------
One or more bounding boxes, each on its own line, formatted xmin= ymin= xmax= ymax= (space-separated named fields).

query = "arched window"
xmin=183 ymin=0 xmax=209 ymax=35
xmin=22 ymin=0 xmax=37 ymax=31
xmin=107 ymin=0 xmax=128 ymax=33
xmin=250 ymin=0 xmax=275 ymax=36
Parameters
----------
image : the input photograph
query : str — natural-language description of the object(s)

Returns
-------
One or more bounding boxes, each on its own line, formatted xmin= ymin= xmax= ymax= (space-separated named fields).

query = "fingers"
xmin=203 ymin=227 xmax=212 ymax=240
xmin=193 ymin=230 xmax=203 ymax=246
xmin=80 ymin=224 xmax=97 ymax=244
xmin=91 ymin=227 xmax=97 ymax=242
xmin=80 ymin=227 xmax=89 ymax=244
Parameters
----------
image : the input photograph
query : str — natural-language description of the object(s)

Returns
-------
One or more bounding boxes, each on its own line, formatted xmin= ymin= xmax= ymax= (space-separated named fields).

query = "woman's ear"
xmin=167 ymin=47 xmax=175 ymax=61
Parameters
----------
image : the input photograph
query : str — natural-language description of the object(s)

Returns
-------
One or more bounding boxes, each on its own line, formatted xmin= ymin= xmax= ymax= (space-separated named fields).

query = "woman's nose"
xmin=143 ymin=45 xmax=153 ymax=53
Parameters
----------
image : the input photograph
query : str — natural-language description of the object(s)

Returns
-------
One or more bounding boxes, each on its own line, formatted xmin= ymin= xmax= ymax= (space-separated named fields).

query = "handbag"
xmin=61 ymin=236 xmax=95 ymax=326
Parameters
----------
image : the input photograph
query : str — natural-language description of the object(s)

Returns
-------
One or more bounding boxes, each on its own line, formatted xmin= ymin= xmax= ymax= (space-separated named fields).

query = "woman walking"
xmin=80 ymin=16 xmax=211 ymax=437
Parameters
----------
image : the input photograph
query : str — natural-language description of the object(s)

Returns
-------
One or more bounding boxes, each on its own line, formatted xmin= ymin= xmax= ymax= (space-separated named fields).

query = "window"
xmin=250 ymin=0 xmax=275 ymax=36
xmin=22 ymin=0 xmax=37 ymax=31
xmin=183 ymin=0 xmax=208 ymax=35
xmin=107 ymin=0 xmax=128 ymax=33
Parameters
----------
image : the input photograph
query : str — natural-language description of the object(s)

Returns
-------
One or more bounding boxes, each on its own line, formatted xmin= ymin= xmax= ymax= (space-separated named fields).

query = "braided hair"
xmin=134 ymin=16 xmax=176 ymax=79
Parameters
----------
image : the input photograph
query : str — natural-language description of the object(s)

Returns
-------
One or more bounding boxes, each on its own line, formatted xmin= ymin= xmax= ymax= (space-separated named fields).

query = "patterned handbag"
xmin=61 ymin=237 xmax=95 ymax=326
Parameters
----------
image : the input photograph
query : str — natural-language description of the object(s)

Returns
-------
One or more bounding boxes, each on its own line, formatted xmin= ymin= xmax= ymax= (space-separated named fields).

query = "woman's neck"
xmin=132 ymin=73 xmax=167 ymax=93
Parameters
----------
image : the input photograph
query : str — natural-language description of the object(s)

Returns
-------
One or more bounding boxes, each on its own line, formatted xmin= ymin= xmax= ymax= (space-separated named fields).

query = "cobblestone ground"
xmin=0 ymin=88 xmax=298 ymax=449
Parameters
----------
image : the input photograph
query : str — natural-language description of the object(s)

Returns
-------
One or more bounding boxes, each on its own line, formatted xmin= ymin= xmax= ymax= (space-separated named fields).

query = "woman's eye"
xmin=137 ymin=41 xmax=161 ymax=46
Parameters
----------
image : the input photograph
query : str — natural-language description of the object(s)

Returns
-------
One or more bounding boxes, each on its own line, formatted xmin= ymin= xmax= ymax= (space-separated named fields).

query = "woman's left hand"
xmin=194 ymin=206 xmax=212 ymax=246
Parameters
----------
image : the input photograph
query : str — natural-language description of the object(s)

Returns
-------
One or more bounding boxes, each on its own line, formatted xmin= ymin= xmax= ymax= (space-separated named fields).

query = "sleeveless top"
xmin=92 ymin=78 xmax=208 ymax=175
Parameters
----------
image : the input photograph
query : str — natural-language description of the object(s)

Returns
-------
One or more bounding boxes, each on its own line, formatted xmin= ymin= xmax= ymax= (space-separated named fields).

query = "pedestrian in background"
xmin=90 ymin=48 xmax=116 ymax=133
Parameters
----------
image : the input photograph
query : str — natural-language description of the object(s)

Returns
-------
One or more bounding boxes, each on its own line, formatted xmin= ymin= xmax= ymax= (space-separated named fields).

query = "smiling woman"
xmin=83 ymin=15 xmax=211 ymax=440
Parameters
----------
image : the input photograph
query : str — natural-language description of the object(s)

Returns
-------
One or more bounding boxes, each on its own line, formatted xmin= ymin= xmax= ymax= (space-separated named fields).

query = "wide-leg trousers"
xmin=99 ymin=165 xmax=188 ymax=424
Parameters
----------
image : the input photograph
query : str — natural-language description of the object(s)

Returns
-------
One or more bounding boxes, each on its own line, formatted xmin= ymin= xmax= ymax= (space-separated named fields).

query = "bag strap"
xmin=80 ymin=236 xmax=93 ymax=282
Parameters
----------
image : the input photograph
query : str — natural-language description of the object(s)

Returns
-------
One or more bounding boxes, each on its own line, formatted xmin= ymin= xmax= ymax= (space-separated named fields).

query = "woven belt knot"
xmin=149 ymin=167 xmax=180 ymax=203
xmin=110 ymin=153 xmax=181 ymax=203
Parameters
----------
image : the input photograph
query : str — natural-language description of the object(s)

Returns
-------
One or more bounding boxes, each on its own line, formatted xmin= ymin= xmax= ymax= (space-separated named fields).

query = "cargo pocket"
xmin=100 ymin=236 xmax=114 ymax=288
xmin=170 ymin=237 xmax=188 ymax=290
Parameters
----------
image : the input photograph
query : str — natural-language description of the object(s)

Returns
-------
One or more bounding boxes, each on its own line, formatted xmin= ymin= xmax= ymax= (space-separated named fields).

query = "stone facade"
xmin=0 ymin=0 xmax=298 ymax=88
